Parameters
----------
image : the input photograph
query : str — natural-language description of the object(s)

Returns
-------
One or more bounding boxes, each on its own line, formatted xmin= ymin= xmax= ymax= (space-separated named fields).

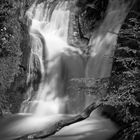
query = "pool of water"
xmin=0 ymin=113 xmax=118 ymax=140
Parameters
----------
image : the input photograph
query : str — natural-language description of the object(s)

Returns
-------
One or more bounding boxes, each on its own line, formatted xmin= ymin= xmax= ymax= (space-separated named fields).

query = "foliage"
xmin=0 ymin=93 xmax=9 ymax=116
xmin=71 ymin=77 xmax=110 ymax=100
xmin=72 ymin=11 xmax=140 ymax=140
xmin=0 ymin=0 xmax=139 ymax=139
xmin=0 ymin=0 xmax=22 ymax=90
xmin=108 ymin=12 xmax=140 ymax=139
xmin=0 ymin=0 xmax=23 ymax=114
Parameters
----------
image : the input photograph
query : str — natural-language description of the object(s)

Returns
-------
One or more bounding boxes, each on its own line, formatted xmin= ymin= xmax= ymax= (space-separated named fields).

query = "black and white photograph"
xmin=0 ymin=0 xmax=140 ymax=140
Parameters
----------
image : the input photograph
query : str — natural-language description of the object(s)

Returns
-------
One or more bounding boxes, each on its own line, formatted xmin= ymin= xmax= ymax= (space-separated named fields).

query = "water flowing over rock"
xmin=0 ymin=0 xmax=136 ymax=140
xmin=20 ymin=0 xmax=85 ymax=115
xmin=20 ymin=0 xmax=133 ymax=116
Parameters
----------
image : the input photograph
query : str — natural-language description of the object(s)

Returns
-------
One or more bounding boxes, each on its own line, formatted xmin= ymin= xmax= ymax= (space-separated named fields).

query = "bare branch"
xmin=16 ymin=101 xmax=102 ymax=140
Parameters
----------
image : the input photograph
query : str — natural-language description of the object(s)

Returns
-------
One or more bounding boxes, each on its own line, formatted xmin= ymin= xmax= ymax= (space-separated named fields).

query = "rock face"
xmin=0 ymin=0 xmax=34 ymax=114
xmin=8 ymin=0 xmax=37 ymax=113
xmin=101 ymin=1 xmax=140 ymax=134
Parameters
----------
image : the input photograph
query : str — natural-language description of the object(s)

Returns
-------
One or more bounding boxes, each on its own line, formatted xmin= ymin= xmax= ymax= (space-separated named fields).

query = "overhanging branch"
xmin=16 ymin=100 xmax=103 ymax=140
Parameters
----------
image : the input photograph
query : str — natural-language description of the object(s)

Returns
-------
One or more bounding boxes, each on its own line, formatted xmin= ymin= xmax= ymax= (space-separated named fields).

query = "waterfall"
xmin=86 ymin=0 xmax=133 ymax=79
xmin=84 ymin=0 xmax=133 ymax=105
xmin=20 ymin=0 xmax=85 ymax=116
xmin=20 ymin=0 xmax=133 ymax=116
xmin=0 ymin=0 xmax=135 ymax=140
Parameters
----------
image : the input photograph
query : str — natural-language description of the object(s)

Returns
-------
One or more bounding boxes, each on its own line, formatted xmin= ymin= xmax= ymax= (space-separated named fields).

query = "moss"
xmin=0 ymin=0 xmax=31 ymax=113
xmin=108 ymin=4 xmax=140 ymax=140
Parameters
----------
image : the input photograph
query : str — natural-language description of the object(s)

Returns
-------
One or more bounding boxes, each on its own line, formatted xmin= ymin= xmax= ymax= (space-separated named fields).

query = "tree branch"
xmin=16 ymin=101 xmax=103 ymax=140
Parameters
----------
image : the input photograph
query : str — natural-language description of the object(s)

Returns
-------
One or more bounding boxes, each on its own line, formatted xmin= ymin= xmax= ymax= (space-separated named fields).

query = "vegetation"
xmin=71 ymin=3 xmax=140 ymax=139
xmin=0 ymin=0 xmax=21 ymax=114
xmin=108 ymin=11 xmax=140 ymax=139
xmin=0 ymin=0 xmax=33 ymax=114
xmin=0 ymin=0 xmax=140 ymax=139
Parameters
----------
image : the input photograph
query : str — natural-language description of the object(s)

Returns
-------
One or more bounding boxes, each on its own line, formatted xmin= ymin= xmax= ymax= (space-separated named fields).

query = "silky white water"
xmin=20 ymin=0 xmax=88 ymax=116
xmin=0 ymin=0 xmax=133 ymax=140
xmin=20 ymin=0 xmax=77 ymax=115
xmin=20 ymin=0 xmax=132 ymax=116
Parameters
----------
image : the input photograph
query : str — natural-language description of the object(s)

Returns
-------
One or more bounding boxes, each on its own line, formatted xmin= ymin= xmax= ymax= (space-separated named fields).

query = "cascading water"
xmin=84 ymin=0 xmax=134 ymax=104
xmin=86 ymin=0 xmax=133 ymax=79
xmin=20 ymin=0 xmax=133 ymax=117
xmin=20 ymin=0 xmax=85 ymax=115
xmin=0 ymin=0 xmax=134 ymax=140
